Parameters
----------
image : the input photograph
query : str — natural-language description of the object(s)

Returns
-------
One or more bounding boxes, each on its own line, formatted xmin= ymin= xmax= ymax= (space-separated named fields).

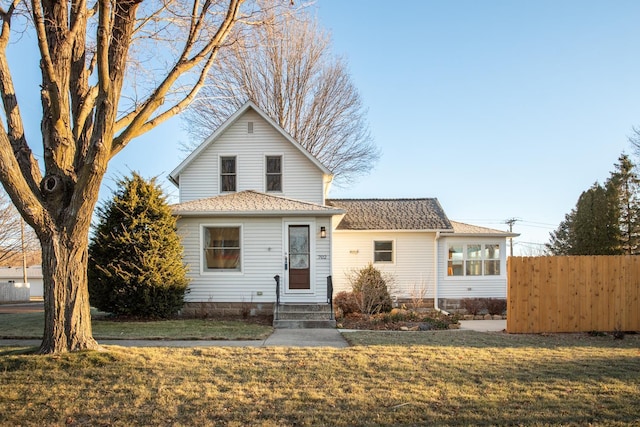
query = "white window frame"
xmin=201 ymin=224 xmax=244 ymax=274
xmin=219 ymin=155 xmax=237 ymax=193
xmin=373 ymin=240 xmax=394 ymax=264
xmin=264 ymin=154 xmax=284 ymax=193
xmin=447 ymin=242 xmax=501 ymax=277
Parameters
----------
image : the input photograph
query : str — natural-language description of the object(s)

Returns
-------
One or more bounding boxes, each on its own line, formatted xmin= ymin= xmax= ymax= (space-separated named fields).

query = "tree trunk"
xmin=39 ymin=230 xmax=98 ymax=354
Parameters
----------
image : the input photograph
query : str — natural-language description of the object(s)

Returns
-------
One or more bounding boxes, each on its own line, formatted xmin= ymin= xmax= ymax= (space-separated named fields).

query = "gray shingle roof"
xmin=326 ymin=199 xmax=453 ymax=231
xmin=171 ymin=190 xmax=344 ymax=216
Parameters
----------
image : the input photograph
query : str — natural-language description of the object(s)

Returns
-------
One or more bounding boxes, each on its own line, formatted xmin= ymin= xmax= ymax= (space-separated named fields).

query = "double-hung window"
xmin=204 ymin=226 xmax=241 ymax=271
xmin=220 ymin=156 xmax=236 ymax=192
xmin=374 ymin=240 xmax=393 ymax=263
xmin=447 ymin=243 xmax=501 ymax=276
xmin=266 ymin=155 xmax=282 ymax=192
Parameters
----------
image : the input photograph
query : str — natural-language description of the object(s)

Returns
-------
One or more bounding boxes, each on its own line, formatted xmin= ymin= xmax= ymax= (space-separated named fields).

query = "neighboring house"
xmin=169 ymin=101 xmax=517 ymax=319
xmin=0 ymin=265 xmax=44 ymax=300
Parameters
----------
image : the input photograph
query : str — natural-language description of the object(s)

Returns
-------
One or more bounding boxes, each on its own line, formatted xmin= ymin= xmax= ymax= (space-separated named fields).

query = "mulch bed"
xmin=337 ymin=313 xmax=458 ymax=331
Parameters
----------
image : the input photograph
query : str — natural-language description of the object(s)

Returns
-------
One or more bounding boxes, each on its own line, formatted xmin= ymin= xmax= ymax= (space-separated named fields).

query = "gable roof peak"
xmin=168 ymin=101 xmax=331 ymax=186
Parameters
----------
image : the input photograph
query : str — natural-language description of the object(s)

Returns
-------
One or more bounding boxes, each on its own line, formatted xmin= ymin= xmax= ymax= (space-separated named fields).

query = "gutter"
xmin=433 ymin=231 xmax=450 ymax=316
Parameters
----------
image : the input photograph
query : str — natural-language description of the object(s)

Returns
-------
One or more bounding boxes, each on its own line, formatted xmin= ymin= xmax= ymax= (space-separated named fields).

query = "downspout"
xmin=433 ymin=231 xmax=450 ymax=316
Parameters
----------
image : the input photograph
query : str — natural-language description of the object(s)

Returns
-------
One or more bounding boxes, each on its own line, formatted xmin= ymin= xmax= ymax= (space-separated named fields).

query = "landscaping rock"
xmin=400 ymin=326 xmax=409 ymax=331
xmin=492 ymin=315 xmax=502 ymax=320
xmin=484 ymin=314 xmax=492 ymax=320
xmin=448 ymin=323 xmax=460 ymax=329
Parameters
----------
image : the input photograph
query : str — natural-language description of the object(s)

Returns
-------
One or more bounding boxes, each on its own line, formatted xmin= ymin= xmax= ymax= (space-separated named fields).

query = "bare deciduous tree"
xmin=0 ymin=189 xmax=37 ymax=265
xmin=183 ymin=9 xmax=379 ymax=184
xmin=0 ymin=0 xmax=274 ymax=354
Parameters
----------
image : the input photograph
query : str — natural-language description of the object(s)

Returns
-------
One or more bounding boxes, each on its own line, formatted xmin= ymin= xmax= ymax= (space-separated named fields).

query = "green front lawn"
xmin=1 ymin=331 xmax=639 ymax=426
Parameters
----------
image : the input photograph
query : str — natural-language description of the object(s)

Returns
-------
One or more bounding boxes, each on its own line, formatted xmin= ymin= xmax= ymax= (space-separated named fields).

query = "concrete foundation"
xmin=181 ymin=301 xmax=274 ymax=318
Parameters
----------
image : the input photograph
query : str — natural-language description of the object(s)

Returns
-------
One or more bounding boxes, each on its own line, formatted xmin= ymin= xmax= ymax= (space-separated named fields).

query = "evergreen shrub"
xmin=88 ymin=173 xmax=189 ymax=318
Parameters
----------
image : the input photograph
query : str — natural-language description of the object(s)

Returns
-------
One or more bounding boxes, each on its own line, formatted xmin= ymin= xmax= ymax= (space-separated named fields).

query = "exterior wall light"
xmin=320 ymin=226 xmax=327 ymax=238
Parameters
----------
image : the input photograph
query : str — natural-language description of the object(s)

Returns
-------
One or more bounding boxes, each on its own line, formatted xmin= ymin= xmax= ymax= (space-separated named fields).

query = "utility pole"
xmin=21 ymin=218 xmax=27 ymax=285
xmin=505 ymin=218 xmax=519 ymax=257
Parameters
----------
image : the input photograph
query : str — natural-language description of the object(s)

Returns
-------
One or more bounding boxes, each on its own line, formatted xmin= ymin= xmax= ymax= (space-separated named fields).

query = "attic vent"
xmin=248 ymin=121 xmax=254 ymax=133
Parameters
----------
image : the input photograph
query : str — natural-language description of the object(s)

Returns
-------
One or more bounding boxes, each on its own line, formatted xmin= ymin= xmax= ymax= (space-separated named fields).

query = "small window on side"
xmin=374 ymin=240 xmax=393 ymax=263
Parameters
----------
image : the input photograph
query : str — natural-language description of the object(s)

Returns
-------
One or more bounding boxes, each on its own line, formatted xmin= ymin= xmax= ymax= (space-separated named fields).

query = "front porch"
xmin=272 ymin=274 xmax=335 ymax=328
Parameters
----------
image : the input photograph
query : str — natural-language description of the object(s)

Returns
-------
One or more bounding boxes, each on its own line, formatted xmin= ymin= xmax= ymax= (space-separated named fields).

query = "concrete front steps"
xmin=273 ymin=303 xmax=336 ymax=328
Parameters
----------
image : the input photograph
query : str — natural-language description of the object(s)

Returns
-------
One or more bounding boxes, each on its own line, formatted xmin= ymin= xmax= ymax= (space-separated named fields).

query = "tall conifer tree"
xmin=571 ymin=183 xmax=620 ymax=255
xmin=606 ymin=154 xmax=640 ymax=254
xmin=88 ymin=174 xmax=189 ymax=318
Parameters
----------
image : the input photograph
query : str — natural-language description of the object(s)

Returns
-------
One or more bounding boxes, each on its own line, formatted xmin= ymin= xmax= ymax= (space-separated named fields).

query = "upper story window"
xmin=266 ymin=155 xmax=282 ymax=192
xmin=220 ymin=156 xmax=236 ymax=192
xmin=374 ymin=240 xmax=393 ymax=263
xmin=447 ymin=243 xmax=501 ymax=276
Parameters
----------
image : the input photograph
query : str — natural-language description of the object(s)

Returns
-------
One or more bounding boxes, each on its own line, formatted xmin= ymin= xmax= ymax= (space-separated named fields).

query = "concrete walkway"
xmin=459 ymin=319 xmax=506 ymax=332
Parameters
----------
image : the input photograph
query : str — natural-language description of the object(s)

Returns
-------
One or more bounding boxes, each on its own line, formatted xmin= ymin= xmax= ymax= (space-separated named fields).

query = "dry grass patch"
xmin=1 ymin=331 xmax=639 ymax=426
xmin=0 ymin=312 xmax=272 ymax=340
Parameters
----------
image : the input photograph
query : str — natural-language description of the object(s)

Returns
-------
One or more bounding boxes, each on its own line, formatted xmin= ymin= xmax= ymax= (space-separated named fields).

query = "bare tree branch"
xmin=0 ymin=0 xmax=276 ymax=353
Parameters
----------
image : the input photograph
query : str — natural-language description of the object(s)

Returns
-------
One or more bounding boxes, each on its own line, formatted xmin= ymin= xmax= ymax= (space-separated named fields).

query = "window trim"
xmin=373 ymin=240 xmax=394 ymax=264
xmin=264 ymin=154 xmax=283 ymax=193
xmin=219 ymin=155 xmax=237 ymax=193
xmin=201 ymin=224 xmax=244 ymax=274
xmin=446 ymin=242 xmax=502 ymax=277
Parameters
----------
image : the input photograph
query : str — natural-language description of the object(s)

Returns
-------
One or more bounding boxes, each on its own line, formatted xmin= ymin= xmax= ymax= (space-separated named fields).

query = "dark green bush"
xmin=88 ymin=173 xmax=189 ymax=318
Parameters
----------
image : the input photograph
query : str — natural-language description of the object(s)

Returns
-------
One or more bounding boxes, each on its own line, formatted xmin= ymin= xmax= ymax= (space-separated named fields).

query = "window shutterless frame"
xmin=265 ymin=155 xmax=282 ymax=192
xmin=373 ymin=240 xmax=393 ymax=263
xmin=447 ymin=242 xmax=501 ymax=277
xmin=220 ymin=156 xmax=236 ymax=192
xmin=202 ymin=225 xmax=243 ymax=273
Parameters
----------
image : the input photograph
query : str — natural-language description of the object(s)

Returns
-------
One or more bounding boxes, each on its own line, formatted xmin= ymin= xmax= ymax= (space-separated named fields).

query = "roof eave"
xmin=334 ymin=228 xmax=453 ymax=232
xmin=441 ymin=232 xmax=520 ymax=238
xmin=173 ymin=209 xmax=345 ymax=217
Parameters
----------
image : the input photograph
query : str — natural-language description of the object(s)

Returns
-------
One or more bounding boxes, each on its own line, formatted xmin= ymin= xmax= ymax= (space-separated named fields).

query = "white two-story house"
xmin=169 ymin=101 xmax=516 ymax=323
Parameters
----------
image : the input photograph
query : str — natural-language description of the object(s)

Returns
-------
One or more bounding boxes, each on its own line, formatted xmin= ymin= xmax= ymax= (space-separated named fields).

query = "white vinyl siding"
xmin=437 ymin=237 xmax=509 ymax=299
xmin=178 ymin=110 xmax=324 ymax=204
xmin=177 ymin=215 xmax=333 ymax=304
xmin=331 ymin=231 xmax=437 ymax=300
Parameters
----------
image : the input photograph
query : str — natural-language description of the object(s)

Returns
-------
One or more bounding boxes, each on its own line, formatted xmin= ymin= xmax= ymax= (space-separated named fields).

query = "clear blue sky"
xmin=10 ymin=1 xmax=640 ymax=254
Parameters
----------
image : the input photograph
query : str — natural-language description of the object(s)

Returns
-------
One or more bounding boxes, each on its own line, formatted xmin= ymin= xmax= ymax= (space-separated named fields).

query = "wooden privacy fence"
xmin=507 ymin=256 xmax=640 ymax=333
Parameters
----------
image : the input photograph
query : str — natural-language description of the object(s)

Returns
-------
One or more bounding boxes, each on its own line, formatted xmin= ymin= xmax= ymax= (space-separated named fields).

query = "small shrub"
xmin=461 ymin=298 xmax=485 ymax=315
xmin=334 ymin=291 xmax=360 ymax=317
xmin=484 ymin=298 xmax=507 ymax=316
xmin=349 ymin=263 xmax=393 ymax=315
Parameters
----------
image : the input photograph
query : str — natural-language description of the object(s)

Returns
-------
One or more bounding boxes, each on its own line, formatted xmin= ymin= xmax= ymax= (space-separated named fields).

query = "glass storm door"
xmin=288 ymin=225 xmax=310 ymax=290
